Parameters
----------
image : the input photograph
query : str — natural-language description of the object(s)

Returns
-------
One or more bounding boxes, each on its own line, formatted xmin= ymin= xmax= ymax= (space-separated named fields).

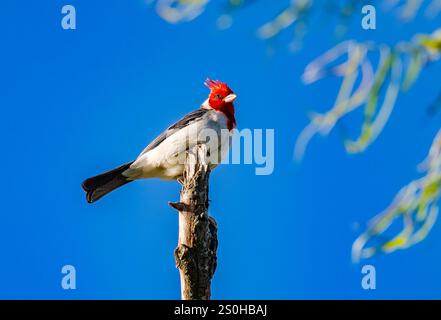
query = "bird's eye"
xmin=216 ymin=94 xmax=223 ymax=100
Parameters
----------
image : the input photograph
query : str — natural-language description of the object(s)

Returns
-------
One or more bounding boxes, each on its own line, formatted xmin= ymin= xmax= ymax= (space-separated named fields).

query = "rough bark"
xmin=169 ymin=145 xmax=218 ymax=300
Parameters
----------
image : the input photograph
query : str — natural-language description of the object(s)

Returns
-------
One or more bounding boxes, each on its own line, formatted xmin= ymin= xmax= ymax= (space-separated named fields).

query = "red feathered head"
xmin=205 ymin=79 xmax=236 ymax=106
xmin=204 ymin=78 xmax=237 ymax=130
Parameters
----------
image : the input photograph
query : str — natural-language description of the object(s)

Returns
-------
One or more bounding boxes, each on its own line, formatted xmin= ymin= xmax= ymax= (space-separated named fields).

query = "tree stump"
xmin=169 ymin=145 xmax=218 ymax=300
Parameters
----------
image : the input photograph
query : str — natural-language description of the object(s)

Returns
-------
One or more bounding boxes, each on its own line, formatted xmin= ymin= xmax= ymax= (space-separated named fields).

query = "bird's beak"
xmin=223 ymin=94 xmax=237 ymax=103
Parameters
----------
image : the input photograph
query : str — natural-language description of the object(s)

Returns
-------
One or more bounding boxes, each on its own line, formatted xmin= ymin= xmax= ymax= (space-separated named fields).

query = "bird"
xmin=82 ymin=79 xmax=237 ymax=203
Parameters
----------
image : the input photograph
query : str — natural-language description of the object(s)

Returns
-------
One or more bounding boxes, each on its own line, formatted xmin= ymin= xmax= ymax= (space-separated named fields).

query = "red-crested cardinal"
xmin=82 ymin=79 xmax=237 ymax=203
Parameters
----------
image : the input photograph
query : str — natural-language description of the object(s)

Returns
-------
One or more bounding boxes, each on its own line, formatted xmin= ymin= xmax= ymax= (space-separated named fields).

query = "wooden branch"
xmin=169 ymin=145 xmax=218 ymax=300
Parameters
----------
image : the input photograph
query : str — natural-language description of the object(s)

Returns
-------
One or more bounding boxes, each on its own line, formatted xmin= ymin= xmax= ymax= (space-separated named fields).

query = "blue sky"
xmin=1 ymin=1 xmax=440 ymax=299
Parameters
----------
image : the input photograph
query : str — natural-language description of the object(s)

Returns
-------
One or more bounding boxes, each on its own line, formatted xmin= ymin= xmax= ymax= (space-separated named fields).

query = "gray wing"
xmin=139 ymin=108 xmax=210 ymax=155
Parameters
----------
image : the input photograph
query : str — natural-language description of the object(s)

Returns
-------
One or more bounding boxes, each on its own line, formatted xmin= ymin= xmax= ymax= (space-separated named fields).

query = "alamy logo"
xmin=61 ymin=265 xmax=76 ymax=290
xmin=361 ymin=5 xmax=376 ymax=30
xmin=361 ymin=264 xmax=376 ymax=290
xmin=229 ymin=128 xmax=274 ymax=176
xmin=61 ymin=5 xmax=76 ymax=30
xmin=163 ymin=127 xmax=275 ymax=176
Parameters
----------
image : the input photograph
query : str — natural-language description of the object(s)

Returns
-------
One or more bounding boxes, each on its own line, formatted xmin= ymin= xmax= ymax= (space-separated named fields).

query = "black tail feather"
xmin=82 ymin=161 xmax=134 ymax=203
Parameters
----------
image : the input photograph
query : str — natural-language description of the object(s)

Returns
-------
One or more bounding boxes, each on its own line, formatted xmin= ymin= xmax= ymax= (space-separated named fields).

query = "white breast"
xmin=126 ymin=109 xmax=232 ymax=180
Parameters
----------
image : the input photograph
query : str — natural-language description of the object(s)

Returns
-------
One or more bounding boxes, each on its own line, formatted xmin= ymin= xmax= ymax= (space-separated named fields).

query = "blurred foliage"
xmin=352 ymin=128 xmax=441 ymax=262
xmin=153 ymin=0 xmax=209 ymax=23
xmin=295 ymin=29 xmax=441 ymax=158
xmin=387 ymin=0 xmax=441 ymax=20
xmin=294 ymin=28 xmax=441 ymax=260
xmin=151 ymin=0 xmax=441 ymax=48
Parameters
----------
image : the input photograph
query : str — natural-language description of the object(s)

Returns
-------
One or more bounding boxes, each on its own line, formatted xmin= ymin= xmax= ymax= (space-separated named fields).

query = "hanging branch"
xmin=295 ymin=28 xmax=441 ymax=159
xmin=151 ymin=0 xmax=440 ymax=44
xmin=169 ymin=145 xmax=218 ymax=300
xmin=352 ymin=128 xmax=441 ymax=262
